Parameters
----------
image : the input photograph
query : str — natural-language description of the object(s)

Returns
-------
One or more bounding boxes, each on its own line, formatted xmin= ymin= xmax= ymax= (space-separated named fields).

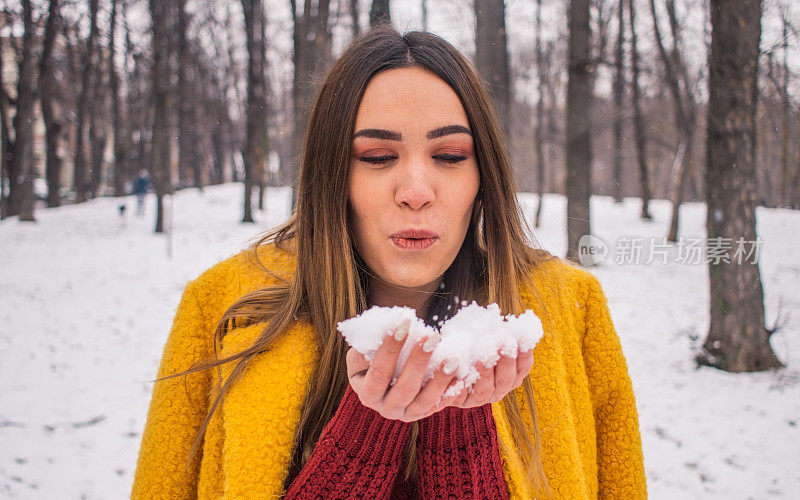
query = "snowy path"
xmin=1 ymin=183 xmax=798 ymax=498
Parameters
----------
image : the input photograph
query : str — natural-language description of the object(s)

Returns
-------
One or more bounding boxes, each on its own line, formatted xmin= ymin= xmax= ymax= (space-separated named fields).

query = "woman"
xmin=131 ymin=24 xmax=647 ymax=499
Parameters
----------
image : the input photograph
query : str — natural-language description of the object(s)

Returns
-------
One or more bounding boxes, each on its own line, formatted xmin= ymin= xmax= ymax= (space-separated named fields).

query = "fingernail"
xmin=443 ymin=357 xmax=458 ymax=375
xmin=394 ymin=318 xmax=411 ymax=341
xmin=422 ymin=333 xmax=441 ymax=353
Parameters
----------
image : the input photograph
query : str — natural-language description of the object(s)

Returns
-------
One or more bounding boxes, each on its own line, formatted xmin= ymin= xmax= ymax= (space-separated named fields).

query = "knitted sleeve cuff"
xmin=416 ymin=404 xmax=510 ymax=499
xmin=283 ymin=384 xmax=414 ymax=499
xmin=322 ymin=383 xmax=413 ymax=464
xmin=418 ymin=403 xmax=495 ymax=450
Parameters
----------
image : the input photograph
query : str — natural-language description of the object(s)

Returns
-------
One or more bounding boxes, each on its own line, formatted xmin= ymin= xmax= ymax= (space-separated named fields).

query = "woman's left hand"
xmin=449 ymin=347 xmax=535 ymax=409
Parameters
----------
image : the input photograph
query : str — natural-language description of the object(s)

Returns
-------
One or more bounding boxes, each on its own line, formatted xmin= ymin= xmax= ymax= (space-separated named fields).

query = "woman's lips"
xmin=389 ymin=229 xmax=439 ymax=250
xmin=391 ymin=237 xmax=437 ymax=250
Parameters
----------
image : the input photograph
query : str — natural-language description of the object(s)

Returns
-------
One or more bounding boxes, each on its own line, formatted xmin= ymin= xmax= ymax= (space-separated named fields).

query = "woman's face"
xmin=348 ymin=66 xmax=480 ymax=291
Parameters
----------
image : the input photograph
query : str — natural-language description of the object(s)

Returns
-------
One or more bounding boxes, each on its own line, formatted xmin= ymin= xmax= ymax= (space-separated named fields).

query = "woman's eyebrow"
xmin=352 ymin=124 xmax=472 ymax=141
xmin=426 ymin=124 xmax=472 ymax=139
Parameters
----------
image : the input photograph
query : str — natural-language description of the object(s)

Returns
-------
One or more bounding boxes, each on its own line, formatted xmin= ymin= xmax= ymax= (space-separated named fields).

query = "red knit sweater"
xmin=283 ymin=384 xmax=509 ymax=499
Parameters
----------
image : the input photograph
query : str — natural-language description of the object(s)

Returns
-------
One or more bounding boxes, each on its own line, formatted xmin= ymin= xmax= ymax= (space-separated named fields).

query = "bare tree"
xmin=475 ymin=0 xmax=511 ymax=135
xmin=649 ymin=0 xmax=699 ymax=241
xmin=0 ymin=24 xmax=9 ymax=219
xmin=150 ymin=0 xmax=172 ymax=233
xmin=5 ymin=0 xmax=37 ymax=220
xmin=257 ymin=4 xmax=269 ymax=210
xmin=242 ymin=0 xmax=269 ymax=223
xmin=40 ymin=0 xmax=63 ymax=208
xmin=699 ymin=0 xmax=783 ymax=372
xmin=611 ymin=0 xmax=624 ymax=203
xmin=290 ymin=0 xmax=333 ymax=208
xmin=74 ymin=0 xmax=99 ymax=203
xmin=350 ymin=0 xmax=360 ymax=38
xmin=534 ymin=0 xmax=545 ymax=227
xmin=110 ymin=0 xmax=129 ymax=197
xmin=89 ymin=1 xmax=108 ymax=197
xmin=773 ymin=5 xmax=796 ymax=207
xmin=370 ymin=0 xmax=390 ymax=26
xmin=566 ymin=0 xmax=593 ymax=263
xmin=626 ymin=0 xmax=652 ymax=219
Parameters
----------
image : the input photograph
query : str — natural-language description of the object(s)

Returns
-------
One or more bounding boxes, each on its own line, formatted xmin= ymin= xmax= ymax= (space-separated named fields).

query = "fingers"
xmin=459 ymin=361 xmax=493 ymax=408
xmin=403 ymin=355 xmax=454 ymax=418
xmin=345 ymin=347 xmax=369 ymax=379
xmin=491 ymin=354 xmax=518 ymax=403
xmin=450 ymin=380 xmax=470 ymax=407
xmin=514 ymin=349 xmax=534 ymax=388
xmin=358 ymin=319 xmax=410 ymax=407
xmin=418 ymin=378 xmax=466 ymax=419
xmin=383 ymin=333 xmax=441 ymax=416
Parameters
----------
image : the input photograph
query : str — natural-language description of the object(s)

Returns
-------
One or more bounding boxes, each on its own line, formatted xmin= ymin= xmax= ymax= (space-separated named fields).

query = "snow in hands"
xmin=337 ymin=302 xmax=544 ymax=398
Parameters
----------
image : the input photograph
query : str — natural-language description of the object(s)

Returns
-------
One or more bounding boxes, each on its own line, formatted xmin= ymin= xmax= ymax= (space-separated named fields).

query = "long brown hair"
xmin=166 ymin=23 xmax=557 ymax=497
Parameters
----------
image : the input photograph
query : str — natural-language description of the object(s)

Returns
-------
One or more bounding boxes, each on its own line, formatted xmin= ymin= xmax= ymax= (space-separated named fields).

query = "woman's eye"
xmin=359 ymin=155 xmax=396 ymax=164
xmin=358 ymin=153 xmax=468 ymax=165
xmin=434 ymin=154 xmax=468 ymax=164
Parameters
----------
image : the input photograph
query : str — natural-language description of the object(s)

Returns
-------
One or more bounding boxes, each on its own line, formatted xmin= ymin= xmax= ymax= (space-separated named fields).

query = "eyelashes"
xmin=358 ymin=154 xmax=469 ymax=165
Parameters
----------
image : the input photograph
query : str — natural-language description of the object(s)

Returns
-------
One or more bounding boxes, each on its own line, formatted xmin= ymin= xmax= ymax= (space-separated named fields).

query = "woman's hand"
xmin=346 ymin=319 xmax=466 ymax=422
xmin=450 ymin=348 xmax=535 ymax=409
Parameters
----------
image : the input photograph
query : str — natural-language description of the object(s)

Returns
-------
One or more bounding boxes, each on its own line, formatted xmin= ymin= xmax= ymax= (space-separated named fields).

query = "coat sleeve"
xmin=581 ymin=272 xmax=648 ymax=499
xmin=131 ymin=279 xmax=213 ymax=499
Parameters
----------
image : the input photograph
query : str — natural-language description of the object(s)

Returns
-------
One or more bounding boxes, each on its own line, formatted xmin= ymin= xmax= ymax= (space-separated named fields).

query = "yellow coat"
xmin=131 ymin=242 xmax=647 ymax=499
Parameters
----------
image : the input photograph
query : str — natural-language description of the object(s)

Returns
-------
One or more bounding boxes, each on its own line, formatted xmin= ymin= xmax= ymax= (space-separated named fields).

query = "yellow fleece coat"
xmin=131 ymin=242 xmax=647 ymax=499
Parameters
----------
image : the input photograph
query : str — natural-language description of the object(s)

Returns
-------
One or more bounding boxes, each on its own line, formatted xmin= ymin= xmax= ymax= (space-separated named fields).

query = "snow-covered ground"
xmin=1 ymin=183 xmax=798 ymax=499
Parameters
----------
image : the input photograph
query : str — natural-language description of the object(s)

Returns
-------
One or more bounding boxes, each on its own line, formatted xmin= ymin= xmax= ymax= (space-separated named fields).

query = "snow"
xmin=0 ymin=183 xmax=798 ymax=498
xmin=337 ymin=301 xmax=544 ymax=397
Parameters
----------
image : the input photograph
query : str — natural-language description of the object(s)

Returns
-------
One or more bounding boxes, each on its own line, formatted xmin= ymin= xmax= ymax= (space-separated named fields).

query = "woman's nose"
xmin=394 ymin=161 xmax=435 ymax=210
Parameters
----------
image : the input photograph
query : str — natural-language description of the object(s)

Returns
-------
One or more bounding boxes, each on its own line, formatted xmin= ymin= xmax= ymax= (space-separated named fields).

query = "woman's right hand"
xmin=345 ymin=318 xmax=468 ymax=422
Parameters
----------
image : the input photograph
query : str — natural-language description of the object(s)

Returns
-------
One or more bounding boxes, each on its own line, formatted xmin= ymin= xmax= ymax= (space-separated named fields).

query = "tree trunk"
xmin=475 ymin=0 xmax=511 ymax=136
xmin=41 ymin=0 xmax=62 ymax=208
xmin=74 ymin=0 xmax=98 ymax=203
xmin=89 ymin=0 xmax=105 ymax=197
xmin=257 ymin=5 xmax=269 ymax=209
xmin=8 ymin=0 xmax=37 ymax=221
xmin=150 ymin=0 xmax=171 ymax=233
xmin=534 ymin=0 xmax=546 ymax=228
xmin=291 ymin=0 xmax=333 ymax=209
xmin=350 ymin=0 xmax=360 ymax=38
xmin=699 ymin=0 xmax=782 ymax=372
xmin=242 ymin=0 xmax=269 ymax=223
xmin=649 ymin=0 xmax=696 ymax=241
xmin=369 ymin=0 xmax=390 ymax=26
xmin=626 ymin=0 xmax=651 ymax=220
xmin=566 ymin=0 xmax=593 ymax=263
xmin=177 ymin=0 xmax=194 ymax=188
xmin=611 ymin=0 xmax=624 ymax=203
xmin=110 ymin=0 xmax=127 ymax=197
xmin=779 ymin=11 xmax=790 ymax=207
xmin=0 ymin=32 xmax=10 ymax=219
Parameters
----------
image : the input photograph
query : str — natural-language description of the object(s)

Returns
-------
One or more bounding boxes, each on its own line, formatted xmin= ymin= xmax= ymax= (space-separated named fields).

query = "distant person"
xmin=134 ymin=170 xmax=151 ymax=216
xmin=118 ymin=203 xmax=127 ymax=228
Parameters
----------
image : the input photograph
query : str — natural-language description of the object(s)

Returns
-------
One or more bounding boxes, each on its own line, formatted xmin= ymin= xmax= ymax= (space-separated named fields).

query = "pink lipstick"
xmin=390 ymin=229 xmax=439 ymax=250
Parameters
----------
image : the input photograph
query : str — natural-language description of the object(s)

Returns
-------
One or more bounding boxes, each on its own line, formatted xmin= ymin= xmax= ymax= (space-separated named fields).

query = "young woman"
xmin=131 ymin=24 xmax=647 ymax=499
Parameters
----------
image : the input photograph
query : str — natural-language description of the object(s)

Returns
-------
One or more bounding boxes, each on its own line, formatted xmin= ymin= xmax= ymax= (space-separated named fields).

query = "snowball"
xmin=336 ymin=301 xmax=545 ymax=399
xmin=336 ymin=305 xmax=437 ymax=384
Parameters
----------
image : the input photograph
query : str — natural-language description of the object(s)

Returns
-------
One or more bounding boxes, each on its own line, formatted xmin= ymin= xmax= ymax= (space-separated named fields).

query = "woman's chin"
xmin=381 ymin=269 xmax=442 ymax=290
